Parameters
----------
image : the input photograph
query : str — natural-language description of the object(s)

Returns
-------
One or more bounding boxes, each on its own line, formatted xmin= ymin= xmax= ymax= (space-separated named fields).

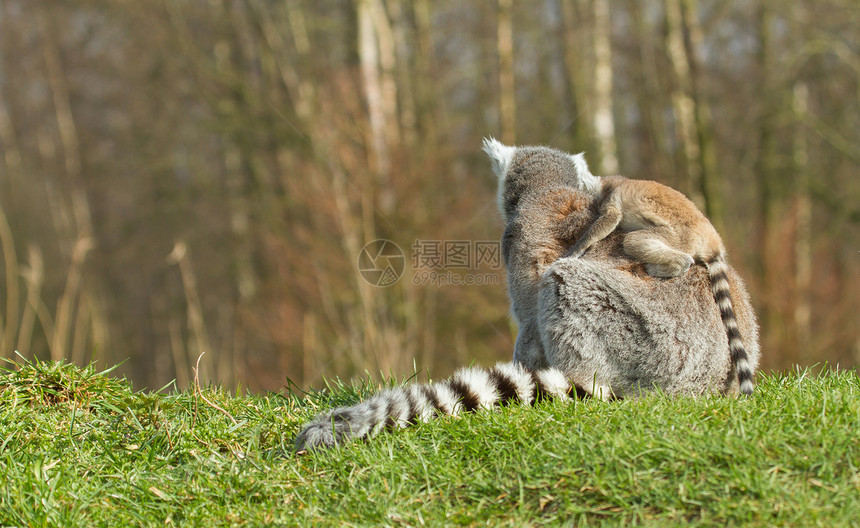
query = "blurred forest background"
xmin=0 ymin=0 xmax=858 ymax=392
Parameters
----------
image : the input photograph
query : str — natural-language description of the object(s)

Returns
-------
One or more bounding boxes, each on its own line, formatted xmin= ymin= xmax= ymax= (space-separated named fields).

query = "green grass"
xmin=1 ymin=357 xmax=858 ymax=527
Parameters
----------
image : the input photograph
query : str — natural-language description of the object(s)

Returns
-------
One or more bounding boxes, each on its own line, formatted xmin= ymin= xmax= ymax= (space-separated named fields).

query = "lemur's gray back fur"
xmin=483 ymin=138 xmax=596 ymax=370
xmin=538 ymin=255 xmax=759 ymax=398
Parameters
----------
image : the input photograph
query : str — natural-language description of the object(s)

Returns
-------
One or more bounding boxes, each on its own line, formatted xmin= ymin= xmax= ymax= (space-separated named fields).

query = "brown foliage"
xmin=0 ymin=1 xmax=858 ymax=391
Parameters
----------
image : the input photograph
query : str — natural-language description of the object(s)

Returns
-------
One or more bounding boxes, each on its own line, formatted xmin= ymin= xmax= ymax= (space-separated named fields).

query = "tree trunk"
xmin=497 ymin=0 xmax=516 ymax=144
xmin=665 ymin=0 xmax=701 ymax=205
xmin=682 ymin=0 xmax=722 ymax=229
xmin=358 ymin=0 xmax=389 ymax=176
xmin=557 ymin=0 xmax=588 ymax=151
xmin=374 ymin=0 xmax=400 ymax=154
xmin=358 ymin=0 xmax=396 ymax=213
xmin=413 ymin=0 xmax=442 ymax=145
xmin=592 ymin=0 xmax=618 ymax=174
xmin=0 ymin=206 xmax=17 ymax=359
xmin=789 ymin=4 xmax=818 ymax=364
xmin=629 ymin=1 xmax=673 ymax=182
xmin=792 ymin=71 xmax=812 ymax=360
xmin=754 ymin=3 xmax=784 ymax=364
xmin=387 ymin=0 xmax=417 ymax=147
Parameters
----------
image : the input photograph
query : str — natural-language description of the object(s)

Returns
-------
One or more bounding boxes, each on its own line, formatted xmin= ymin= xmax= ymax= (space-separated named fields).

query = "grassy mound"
xmin=1 ymin=357 xmax=857 ymax=526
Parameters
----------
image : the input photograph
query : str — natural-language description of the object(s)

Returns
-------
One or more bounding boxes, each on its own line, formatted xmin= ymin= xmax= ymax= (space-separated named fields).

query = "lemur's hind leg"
xmin=622 ymin=229 xmax=694 ymax=278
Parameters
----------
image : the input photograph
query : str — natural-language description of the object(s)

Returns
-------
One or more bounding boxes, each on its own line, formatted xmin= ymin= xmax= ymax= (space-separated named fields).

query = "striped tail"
xmin=294 ymin=363 xmax=584 ymax=452
xmin=706 ymin=256 xmax=755 ymax=395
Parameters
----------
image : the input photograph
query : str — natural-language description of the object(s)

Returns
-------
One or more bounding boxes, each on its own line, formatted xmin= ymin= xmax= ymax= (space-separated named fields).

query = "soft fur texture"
xmin=564 ymin=172 xmax=756 ymax=394
xmin=538 ymin=252 xmax=760 ymax=398
xmin=485 ymin=139 xmax=598 ymax=370
xmin=294 ymin=363 xmax=580 ymax=452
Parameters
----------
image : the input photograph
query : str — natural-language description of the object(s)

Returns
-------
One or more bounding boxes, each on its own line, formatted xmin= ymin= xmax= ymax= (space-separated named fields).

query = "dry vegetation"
xmin=0 ymin=1 xmax=858 ymax=391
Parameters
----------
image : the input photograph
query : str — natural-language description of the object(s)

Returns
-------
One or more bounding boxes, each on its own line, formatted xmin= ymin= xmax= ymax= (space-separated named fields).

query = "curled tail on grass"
xmin=705 ymin=256 xmax=755 ymax=395
xmin=294 ymin=362 xmax=587 ymax=452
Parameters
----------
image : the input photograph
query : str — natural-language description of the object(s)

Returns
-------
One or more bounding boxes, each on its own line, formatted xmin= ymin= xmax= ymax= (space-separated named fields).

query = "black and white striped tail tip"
xmin=294 ymin=362 xmax=583 ymax=453
xmin=737 ymin=363 xmax=755 ymax=396
xmin=707 ymin=257 xmax=756 ymax=396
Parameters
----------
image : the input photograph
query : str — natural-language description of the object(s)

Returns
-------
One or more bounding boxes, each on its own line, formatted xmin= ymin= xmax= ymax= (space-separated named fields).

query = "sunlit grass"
xmin=1 ymin=357 xmax=857 ymax=526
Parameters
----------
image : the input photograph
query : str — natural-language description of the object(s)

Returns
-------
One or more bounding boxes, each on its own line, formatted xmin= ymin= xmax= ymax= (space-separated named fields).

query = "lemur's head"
xmin=482 ymin=138 xmax=599 ymax=222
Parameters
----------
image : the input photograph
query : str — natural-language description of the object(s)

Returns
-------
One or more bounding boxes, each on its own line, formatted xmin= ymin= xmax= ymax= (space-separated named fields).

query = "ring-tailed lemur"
xmin=294 ymin=362 xmax=586 ymax=452
xmin=293 ymin=140 xmax=759 ymax=452
xmin=485 ymin=138 xmax=752 ymax=395
xmin=481 ymin=138 xmax=595 ymax=372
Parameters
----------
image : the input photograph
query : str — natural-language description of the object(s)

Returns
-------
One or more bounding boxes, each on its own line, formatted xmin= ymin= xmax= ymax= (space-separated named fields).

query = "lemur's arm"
xmin=566 ymin=192 xmax=622 ymax=258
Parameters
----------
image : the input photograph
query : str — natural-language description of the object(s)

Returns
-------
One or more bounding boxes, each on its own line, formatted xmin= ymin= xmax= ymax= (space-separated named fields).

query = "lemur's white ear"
xmin=570 ymin=152 xmax=601 ymax=193
xmin=569 ymin=152 xmax=591 ymax=178
xmin=482 ymin=137 xmax=516 ymax=180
